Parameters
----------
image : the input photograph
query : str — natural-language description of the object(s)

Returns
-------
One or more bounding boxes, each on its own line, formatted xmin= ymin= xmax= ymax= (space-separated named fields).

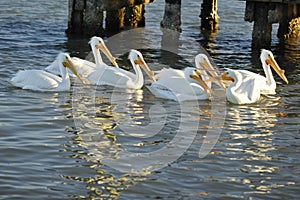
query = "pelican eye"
xmin=268 ymin=54 xmax=273 ymax=59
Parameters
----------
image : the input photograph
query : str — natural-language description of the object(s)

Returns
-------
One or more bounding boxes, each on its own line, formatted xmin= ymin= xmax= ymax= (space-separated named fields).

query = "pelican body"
xmin=11 ymin=53 xmax=76 ymax=92
xmin=74 ymin=49 xmax=155 ymax=89
xmin=228 ymin=49 xmax=288 ymax=95
xmin=222 ymin=68 xmax=262 ymax=104
xmin=45 ymin=36 xmax=119 ymax=77
xmin=147 ymin=54 xmax=213 ymax=101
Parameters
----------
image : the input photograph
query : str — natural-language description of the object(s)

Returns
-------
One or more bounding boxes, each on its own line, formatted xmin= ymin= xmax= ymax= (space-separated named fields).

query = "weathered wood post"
xmin=67 ymin=0 xmax=154 ymax=37
xmin=245 ymin=0 xmax=300 ymax=49
xmin=277 ymin=3 xmax=300 ymax=38
xmin=67 ymin=0 xmax=104 ymax=36
xmin=124 ymin=4 xmax=146 ymax=28
xmin=251 ymin=2 xmax=272 ymax=49
xmin=200 ymin=0 xmax=219 ymax=31
xmin=105 ymin=8 xmax=125 ymax=35
xmin=105 ymin=0 xmax=153 ymax=34
xmin=160 ymin=0 xmax=181 ymax=68
xmin=161 ymin=0 xmax=182 ymax=31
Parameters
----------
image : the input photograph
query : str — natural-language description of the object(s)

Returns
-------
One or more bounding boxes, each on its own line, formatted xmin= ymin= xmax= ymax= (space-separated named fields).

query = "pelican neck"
xmin=91 ymin=44 xmax=103 ymax=66
xmin=130 ymin=59 xmax=144 ymax=88
xmin=261 ymin=55 xmax=275 ymax=86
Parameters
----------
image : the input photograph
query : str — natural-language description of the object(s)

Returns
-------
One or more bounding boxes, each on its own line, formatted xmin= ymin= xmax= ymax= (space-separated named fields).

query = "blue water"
xmin=0 ymin=0 xmax=299 ymax=199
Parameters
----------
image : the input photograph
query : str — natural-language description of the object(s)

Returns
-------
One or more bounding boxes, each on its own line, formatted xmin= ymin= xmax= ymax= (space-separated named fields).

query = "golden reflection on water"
xmin=223 ymin=98 xmax=296 ymax=196
xmin=64 ymin=79 xmax=297 ymax=199
xmin=65 ymin=79 xmax=211 ymax=199
xmin=68 ymin=85 xmax=163 ymax=198
xmin=224 ymin=102 xmax=279 ymax=160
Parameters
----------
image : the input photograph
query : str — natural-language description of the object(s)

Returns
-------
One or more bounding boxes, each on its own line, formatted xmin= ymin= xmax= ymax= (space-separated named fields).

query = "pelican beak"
xmin=266 ymin=56 xmax=288 ymax=84
xmin=62 ymin=62 xmax=70 ymax=68
xmin=96 ymin=43 xmax=119 ymax=68
xmin=64 ymin=56 xmax=77 ymax=76
xmin=190 ymin=70 xmax=211 ymax=93
xmin=64 ymin=56 xmax=88 ymax=84
xmin=221 ymin=72 xmax=235 ymax=82
xmin=135 ymin=58 xmax=156 ymax=82
xmin=199 ymin=59 xmax=227 ymax=89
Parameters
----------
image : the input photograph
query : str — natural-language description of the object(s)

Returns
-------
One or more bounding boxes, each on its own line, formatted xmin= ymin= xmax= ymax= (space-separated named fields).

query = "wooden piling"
xmin=283 ymin=17 xmax=300 ymax=38
xmin=277 ymin=3 xmax=300 ymax=38
xmin=66 ymin=0 xmax=104 ymax=36
xmin=67 ymin=0 xmax=154 ymax=37
xmin=245 ymin=0 xmax=300 ymax=49
xmin=124 ymin=4 xmax=146 ymax=28
xmin=200 ymin=0 xmax=219 ymax=31
xmin=105 ymin=9 xmax=125 ymax=35
xmin=252 ymin=3 xmax=272 ymax=49
xmin=160 ymin=0 xmax=182 ymax=32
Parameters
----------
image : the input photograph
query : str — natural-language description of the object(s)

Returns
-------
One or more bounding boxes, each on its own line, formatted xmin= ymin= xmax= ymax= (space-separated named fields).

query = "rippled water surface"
xmin=0 ymin=0 xmax=299 ymax=199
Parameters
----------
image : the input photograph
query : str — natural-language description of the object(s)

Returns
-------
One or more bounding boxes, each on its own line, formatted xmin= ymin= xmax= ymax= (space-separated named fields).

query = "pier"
xmin=67 ymin=0 xmax=300 ymax=49
xmin=245 ymin=0 xmax=300 ymax=49
xmin=66 ymin=0 xmax=154 ymax=36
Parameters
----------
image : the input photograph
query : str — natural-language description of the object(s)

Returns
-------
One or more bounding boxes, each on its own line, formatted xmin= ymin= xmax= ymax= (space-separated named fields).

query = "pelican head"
xmin=129 ymin=49 xmax=156 ymax=82
xmin=189 ymin=69 xmax=211 ymax=93
xmin=221 ymin=69 xmax=235 ymax=83
xmin=260 ymin=49 xmax=288 ymax=84
xmin=63 ymin=53 xmax=89 ymax=84
xmin=195 ymin=54 xmax=226 ymax=89
xmin=89 ymin=36 xmax=119 ymax=68
xmin=61 ymin=53 xmax=77 ymax=75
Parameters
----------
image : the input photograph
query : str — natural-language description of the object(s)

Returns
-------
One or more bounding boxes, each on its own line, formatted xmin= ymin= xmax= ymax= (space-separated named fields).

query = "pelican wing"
xmin=233 ymin=69 xmax=275 ymax=95
xmin=86 ymin=66 xmax=137 ymax=88
xmin=148 ymin=76 xmax=207 ymax=101
xmin=154 ymin=68 xmax=185 ymax=79
xmin=11 ymin=70 xmax=62 ymax=91
xmin=226 ymin=70 xmax=261 ymax=104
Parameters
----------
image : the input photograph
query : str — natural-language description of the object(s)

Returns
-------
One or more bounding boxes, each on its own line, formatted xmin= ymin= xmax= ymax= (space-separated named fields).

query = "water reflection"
xmin=225 ymin=99 xmax=279 ymax=159
xmin=198 ymin=29 xmax=218 ymax=52
xmin=222 ymin=98 xmax=297 ymax=196
xmin=65 ymin=73 xmax=215 ymax=198
xmin=63 ymin=83 xmax=142 ymax=198
xmin=58 ymin=29 xmax=300 ymax=200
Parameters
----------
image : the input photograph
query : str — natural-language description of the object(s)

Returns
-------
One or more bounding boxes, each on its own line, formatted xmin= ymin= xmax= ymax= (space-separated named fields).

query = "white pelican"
xmin=221 ymin=68 xmax=262 ymax=104
xmin=45 ymin=36 xmax=119 ymax=77
xmin=227 ymin=49 xmax=288 ymax=95
xmin=147 ymin=54 xmax=214 ymax=101
xmin=10 ymin=53 xmax=76 ymax=92
xmin=73 ymin=49 xmax=155 ymax=89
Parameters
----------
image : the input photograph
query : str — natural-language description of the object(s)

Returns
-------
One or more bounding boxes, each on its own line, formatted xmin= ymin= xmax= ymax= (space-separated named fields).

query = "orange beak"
xmin=190 ymin=70 xmax=211 ymax=93
xmin=266 ymin=56 xmax=288 ymax=84
xmin=96 ymin=43 xmax=119 ymax=68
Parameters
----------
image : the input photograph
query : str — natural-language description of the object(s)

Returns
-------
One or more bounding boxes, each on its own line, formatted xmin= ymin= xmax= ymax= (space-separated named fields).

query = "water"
xmin=0 ymin=0 xmax=299 ymax=199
